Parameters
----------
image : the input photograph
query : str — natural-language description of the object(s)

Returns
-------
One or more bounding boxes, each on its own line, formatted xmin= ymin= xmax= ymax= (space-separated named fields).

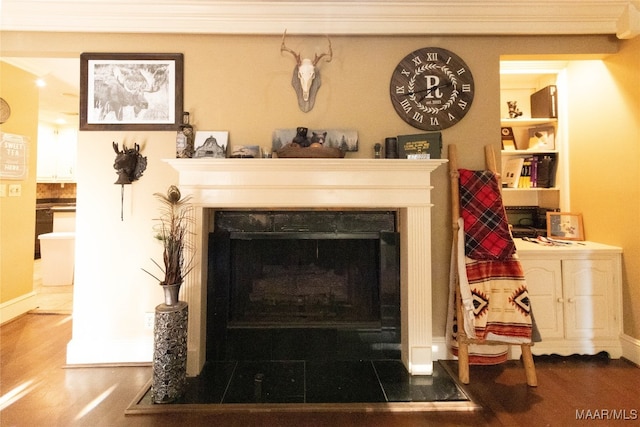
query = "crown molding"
xmin=617 ymin=1 xmax=640 ymax=38
xmin=0 ymin=1 xmax=636 ymax=38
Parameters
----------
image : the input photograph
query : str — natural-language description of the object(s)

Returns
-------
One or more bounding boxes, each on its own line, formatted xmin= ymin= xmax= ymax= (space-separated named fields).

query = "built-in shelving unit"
xmin=501 ymin=61 xmax=624 ymax=362
xmin=499 ymin=62 xmax=565 ymax=209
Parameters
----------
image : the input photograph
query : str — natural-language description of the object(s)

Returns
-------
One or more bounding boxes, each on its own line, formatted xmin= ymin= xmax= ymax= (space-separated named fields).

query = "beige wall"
xmin=567 ymin=37 xmax=640 ymax=339
xmin=0 ymin=62 xmax=38 ymax=310
xmin=3 ymin=31 xmax=637 ymax=364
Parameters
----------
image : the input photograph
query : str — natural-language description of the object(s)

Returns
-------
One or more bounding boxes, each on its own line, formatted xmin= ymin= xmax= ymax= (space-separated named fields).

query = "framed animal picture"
xmin=80 ymin=53 xmax=183 ymax=131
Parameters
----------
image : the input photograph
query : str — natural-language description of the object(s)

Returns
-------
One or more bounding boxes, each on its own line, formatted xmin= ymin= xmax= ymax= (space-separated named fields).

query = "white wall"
xmin=67 ymin=132 xmax=177 ymax=363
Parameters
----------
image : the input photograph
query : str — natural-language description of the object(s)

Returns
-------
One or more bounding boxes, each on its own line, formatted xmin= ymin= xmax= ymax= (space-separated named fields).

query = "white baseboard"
xmin=0 ymin=292 xmax=37 ymax=324
xmin=432 ymin=336 xmax=450 ymax=360
xmin=434 ymin=335 xmax=527 ymax=361
xmin=58 ymin=334 xmax=640 ymax=369
xmin=66 ymin=337 xmax=153 ymax=365
xmin=620 ymin=334 xmax=640 ymax=366
xmin=440 ymin=334 xmax=639 ymax=364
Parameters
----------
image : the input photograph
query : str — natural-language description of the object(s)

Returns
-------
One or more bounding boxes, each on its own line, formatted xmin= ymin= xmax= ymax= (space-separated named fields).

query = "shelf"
xmin=501 ymin=150 xmax=558 ymax=156
xmin=501 ymin=118 xmax=557 ymax=127
xmin=502 ymin=187 xmax=559 ymax=192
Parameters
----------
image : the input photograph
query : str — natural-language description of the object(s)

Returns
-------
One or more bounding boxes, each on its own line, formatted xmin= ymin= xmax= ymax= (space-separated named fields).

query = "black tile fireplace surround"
xmin=207 ymin=210 xmax=401 ymax=362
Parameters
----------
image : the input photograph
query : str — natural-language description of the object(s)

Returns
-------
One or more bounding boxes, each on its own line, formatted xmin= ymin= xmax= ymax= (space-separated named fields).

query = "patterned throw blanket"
xmin=448 ymin=170 xmax=534 ymax=365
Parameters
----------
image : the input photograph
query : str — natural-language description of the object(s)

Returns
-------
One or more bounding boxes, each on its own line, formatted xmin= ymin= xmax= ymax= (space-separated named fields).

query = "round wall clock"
xmin=390 ymin=47 xmax=475 ymax=131
xmin=0 ymin=98 xmax=11 ymax=124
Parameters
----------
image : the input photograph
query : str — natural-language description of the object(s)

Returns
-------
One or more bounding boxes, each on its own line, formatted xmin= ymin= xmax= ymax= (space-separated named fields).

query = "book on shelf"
xmin=536 ymin=154 xmax=556 ymax=188
xmin=530 ymin=156 xmax=538 ymax=188
xmin=530 ymin=85 xmax=558 ymax=118
xmin=503 ymin=154 xmax=556 ymax=189
xmin=502 ymin=157 xmax=524 ymax=188
xmin=518 ymin=157 xmax=532 ymax=188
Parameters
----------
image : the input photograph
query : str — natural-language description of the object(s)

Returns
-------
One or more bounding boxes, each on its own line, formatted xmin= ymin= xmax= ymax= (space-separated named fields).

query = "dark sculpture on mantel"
xmin=113 ymin=141 xmax=147 ymax=185
xmin=276 ymin=126 xmax=341 ymax=158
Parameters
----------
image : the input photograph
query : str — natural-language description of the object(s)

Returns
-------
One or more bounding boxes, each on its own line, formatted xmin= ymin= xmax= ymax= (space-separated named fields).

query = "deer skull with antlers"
xmin=281 ymin=30 xmax=333 ymax=113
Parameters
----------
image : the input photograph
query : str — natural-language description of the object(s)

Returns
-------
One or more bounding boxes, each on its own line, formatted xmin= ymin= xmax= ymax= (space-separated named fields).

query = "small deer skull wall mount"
xmin=281 ymin=30 xmax=333 ymax=113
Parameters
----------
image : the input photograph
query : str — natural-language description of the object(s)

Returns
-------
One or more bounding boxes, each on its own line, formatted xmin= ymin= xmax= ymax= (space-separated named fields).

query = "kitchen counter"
xmin=50 ymin=205 xmax=76 ymax=212
xmin=34 ymin=199 xmax=76 ymax=258
xmin=36 ymin=199 xmax=76 ymax=209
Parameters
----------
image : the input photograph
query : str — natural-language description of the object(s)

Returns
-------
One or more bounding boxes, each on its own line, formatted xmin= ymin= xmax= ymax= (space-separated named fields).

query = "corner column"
xmin=183 ymin=206 xmax=207 ymax=376
xmin=400 ymin=206 xmax=433 ymax=375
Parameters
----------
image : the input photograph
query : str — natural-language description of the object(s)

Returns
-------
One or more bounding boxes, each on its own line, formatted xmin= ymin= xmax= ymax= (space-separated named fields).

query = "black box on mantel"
xmin=530 ymin=85 xmax=558 ymax=118
xmin=397 ymin=132 xmax=442 ymax=159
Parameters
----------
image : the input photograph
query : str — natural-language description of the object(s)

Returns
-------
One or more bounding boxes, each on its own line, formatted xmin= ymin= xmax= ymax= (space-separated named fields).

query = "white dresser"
xmin=516 ymin=239 xmax=623 ymax=358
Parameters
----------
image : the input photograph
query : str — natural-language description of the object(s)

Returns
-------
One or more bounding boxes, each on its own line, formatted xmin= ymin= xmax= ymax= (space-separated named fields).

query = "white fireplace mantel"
xmin=165 ymin=158 xmax=447 ymax=376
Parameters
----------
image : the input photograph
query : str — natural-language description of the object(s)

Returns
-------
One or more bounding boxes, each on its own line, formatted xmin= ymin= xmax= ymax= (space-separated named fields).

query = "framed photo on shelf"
xmin=80 ymin=53 xmax=183 ymax=130
xmin=501 ymin=127 xmax=516 ymax=150
xmin=528 ymin=125 xmax=555 ymax=150
xmin=547 ymin=212 xmax=584 ymax=241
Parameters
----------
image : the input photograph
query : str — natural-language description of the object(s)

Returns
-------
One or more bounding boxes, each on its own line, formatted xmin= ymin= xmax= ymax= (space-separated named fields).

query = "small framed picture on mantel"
xmin=194 ymin=131 xmax=228 ymax=158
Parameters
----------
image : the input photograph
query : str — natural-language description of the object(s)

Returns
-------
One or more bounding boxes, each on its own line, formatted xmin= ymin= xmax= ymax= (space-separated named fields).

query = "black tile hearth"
xmin=132 ymin=360 xmax=470 ymax=408
xmin=305 ymin=360 xmax=386 ymax=403
xmin=374 ymin=360 xmax=468 ymax=402
xmin=223 ymin=361 xmax=305 ymax=404
xmin=223 ymin=327 xmax=401 ymax=362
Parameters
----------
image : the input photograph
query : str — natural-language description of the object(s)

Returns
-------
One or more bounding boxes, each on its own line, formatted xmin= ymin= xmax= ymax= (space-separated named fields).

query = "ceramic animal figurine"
xmin=291 ymin=127 xmax=310 ymax=147
xmin=507 ymin=101 xmax=523 ymax=118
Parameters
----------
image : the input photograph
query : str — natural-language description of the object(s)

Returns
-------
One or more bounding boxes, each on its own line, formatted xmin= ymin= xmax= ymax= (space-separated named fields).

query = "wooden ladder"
xmin=448 ymin=144 xmax=538 ymax=387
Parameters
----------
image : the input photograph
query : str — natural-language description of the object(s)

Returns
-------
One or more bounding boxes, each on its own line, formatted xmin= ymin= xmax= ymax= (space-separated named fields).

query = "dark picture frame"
xmin=80 ymin=53 xmax=183 ymax=131
xmin=501 ymin=127 xmax=516 ymax=150
xmin=528 ymin=125 xmax=555 ymax=150
xmin=547 ymin=212 xmax=584 ymax=241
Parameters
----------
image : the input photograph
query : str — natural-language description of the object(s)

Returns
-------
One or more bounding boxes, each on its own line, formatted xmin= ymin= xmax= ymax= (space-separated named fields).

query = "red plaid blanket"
xmin=459 ymin=169 xmax=515 ymax=260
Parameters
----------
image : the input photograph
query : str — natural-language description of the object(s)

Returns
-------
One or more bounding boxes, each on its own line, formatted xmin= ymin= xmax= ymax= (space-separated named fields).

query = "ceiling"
xmin=1 ymin=1 xmax=639 ymax=38
xmin=2 ymin=57 xmax=80 ymax=127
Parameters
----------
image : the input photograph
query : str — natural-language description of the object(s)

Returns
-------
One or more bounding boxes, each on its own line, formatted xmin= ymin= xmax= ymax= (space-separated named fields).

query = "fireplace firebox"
xmin=207 ymin=210 xmax=400 ymax=361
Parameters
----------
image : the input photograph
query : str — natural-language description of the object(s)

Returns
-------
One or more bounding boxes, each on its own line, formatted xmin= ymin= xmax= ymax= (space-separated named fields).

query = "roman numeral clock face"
xmin=390 ymin=48 xmax=475 ymax=131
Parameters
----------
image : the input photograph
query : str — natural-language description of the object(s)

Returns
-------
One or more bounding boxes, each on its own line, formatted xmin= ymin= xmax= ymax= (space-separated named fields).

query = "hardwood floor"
xmin=1 ymin=313 xmax=638 ymax=426
xmin=29 ymin=259 xmax=73 ymax=314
